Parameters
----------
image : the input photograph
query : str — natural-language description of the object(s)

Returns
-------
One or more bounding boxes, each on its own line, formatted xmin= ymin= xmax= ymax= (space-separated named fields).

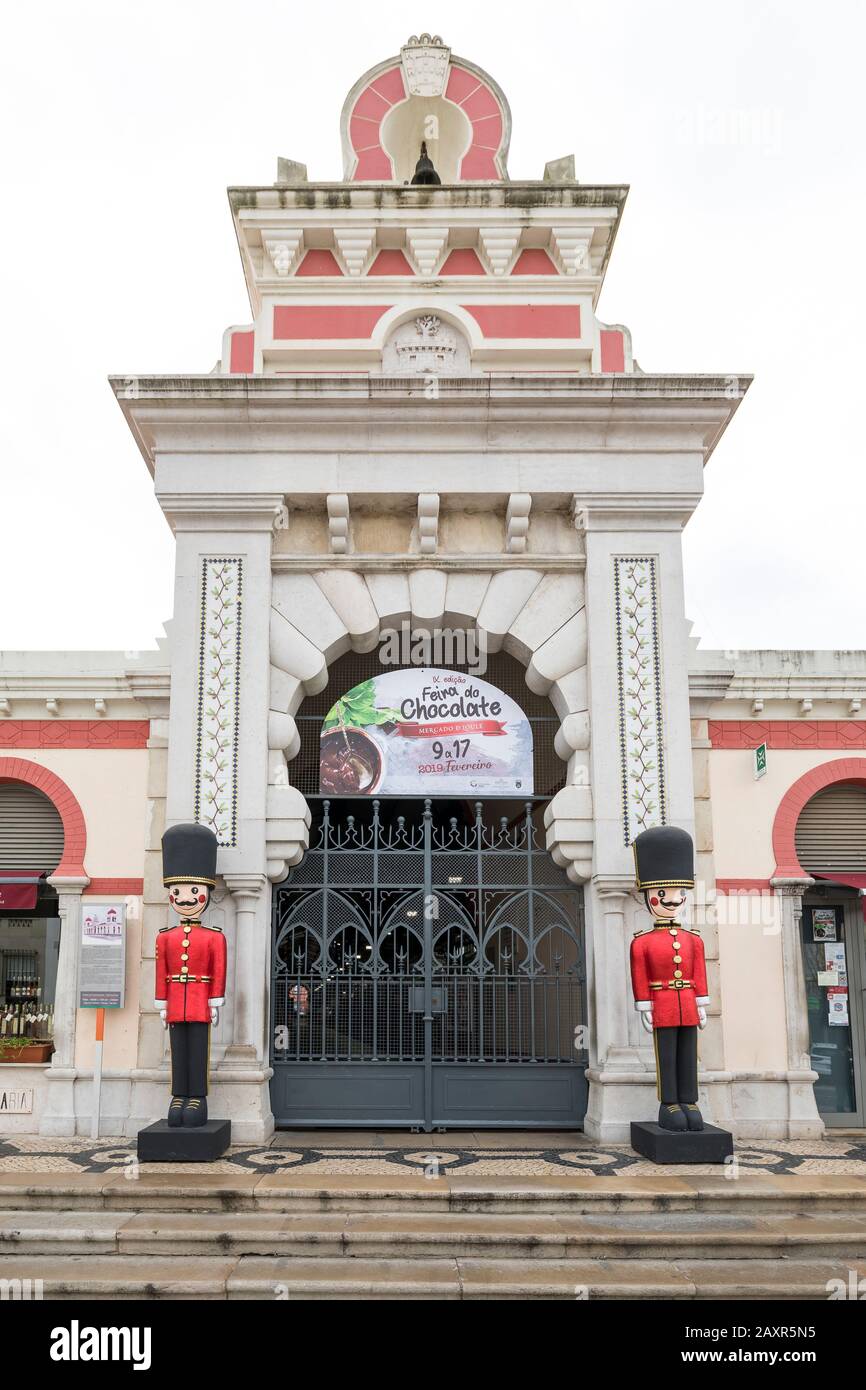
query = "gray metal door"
xmin=270 ymin=797 xmax=587 ymax=1130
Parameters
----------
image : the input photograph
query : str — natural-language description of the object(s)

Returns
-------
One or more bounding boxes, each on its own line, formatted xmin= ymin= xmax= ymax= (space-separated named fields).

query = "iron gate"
xmin=270 ymin=798 xmax=587 ymax=1129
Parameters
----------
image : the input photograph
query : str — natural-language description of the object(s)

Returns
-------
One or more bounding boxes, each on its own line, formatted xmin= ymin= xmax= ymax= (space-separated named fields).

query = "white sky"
xmin=0 ymin=0 xmax=863 ymax=653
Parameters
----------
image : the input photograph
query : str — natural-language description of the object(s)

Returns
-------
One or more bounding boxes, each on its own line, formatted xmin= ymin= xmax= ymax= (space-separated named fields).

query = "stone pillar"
xmin=155 ymin=492 xmax=283 ymax=1141
xmin=578 ymin=499 xmax=701 ymax=1139
xmin=39 ymin=876 xmax=88 ymax=1135
xmin=222 ymin=872 xmax=268 ymax=1065
xmin=771 ymin=877 xmax=823 ymax=1138
xmin=583 ymin=879 xmax=652 ymax=1141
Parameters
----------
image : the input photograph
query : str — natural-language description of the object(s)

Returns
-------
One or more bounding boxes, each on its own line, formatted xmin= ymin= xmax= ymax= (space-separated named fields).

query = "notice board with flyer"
xmin=78 ymin=903 xmax=126 ymax=1009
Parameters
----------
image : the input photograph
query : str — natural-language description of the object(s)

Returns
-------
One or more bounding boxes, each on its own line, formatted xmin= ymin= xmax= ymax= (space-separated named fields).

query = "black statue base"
xmin=137 ymin=1119 xmax=231 ymax=1163
xmin=630 ymin=1121 xmax=734 ymax=1165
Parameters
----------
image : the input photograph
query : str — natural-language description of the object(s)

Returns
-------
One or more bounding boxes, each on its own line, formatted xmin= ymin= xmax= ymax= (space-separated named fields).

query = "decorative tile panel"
xmin=194 ymin=558 xmax=243 ymax=848
xmin=614 ymin=556 xmax=667 ymax=846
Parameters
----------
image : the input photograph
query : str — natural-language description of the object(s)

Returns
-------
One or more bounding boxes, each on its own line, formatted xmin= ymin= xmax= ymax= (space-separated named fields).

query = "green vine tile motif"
xmin=194 ymin=557 xmax=243 ymax=848
xmin=614 ymin=556 xmax=667 ymax=847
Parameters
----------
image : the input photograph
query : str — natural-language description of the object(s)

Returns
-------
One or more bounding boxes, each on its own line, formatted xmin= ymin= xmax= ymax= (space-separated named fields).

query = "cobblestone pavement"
xmin=0 ymin=1131 xmax=865 ymax=1178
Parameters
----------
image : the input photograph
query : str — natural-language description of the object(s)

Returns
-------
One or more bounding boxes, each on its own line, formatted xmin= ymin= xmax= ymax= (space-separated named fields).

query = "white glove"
xmin=638 ymin=1006 xmax=654 ymax=1033
xmin=159 ymin=1009 xmax=167 ymax=1029
xmin=210 ymin=1007 xmax=220 ymax=1026
xmin=697 ymin=1006 xmax=707 ymax=1029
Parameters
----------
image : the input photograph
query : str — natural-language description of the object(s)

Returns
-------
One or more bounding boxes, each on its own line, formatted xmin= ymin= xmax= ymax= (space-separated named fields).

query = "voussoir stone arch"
xmin=266 ymin=566 xmax=593 ymax=883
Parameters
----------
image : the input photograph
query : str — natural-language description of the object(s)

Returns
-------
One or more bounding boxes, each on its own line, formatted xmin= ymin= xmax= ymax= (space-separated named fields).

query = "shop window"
xmin=0 ymin=784 xmax=63 ymax=1055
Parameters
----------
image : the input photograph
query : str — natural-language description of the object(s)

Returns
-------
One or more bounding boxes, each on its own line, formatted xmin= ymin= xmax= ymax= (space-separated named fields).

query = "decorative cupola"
xmin=220 ymin=36 xmax=634 ymax=379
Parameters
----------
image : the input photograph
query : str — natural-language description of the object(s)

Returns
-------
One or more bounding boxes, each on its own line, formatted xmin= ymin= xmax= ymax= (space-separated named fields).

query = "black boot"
xmin=167 ymin=1096 xmax=185 ymax=1128
xmin=683 ymin=1103 xmax=704 ymax=1131
xmin=658 ymin=1103 xmax=688 ymax=1132
xmin=183 ymin=1097 xmax=208 ymax=1128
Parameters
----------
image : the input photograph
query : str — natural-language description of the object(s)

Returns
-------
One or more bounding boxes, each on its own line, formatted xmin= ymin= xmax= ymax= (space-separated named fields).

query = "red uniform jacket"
xmin=155 ymin=922 xmax=226 ymax=1024
xmin=630 ymin=924 xmax=708 ymax=1028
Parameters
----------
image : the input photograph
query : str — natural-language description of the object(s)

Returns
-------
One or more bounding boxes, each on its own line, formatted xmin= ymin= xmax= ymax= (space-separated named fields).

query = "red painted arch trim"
xmin=772 ymin=757 xmax=866 ymax=877
xmin=0 ymin=756 xmax=87 ymax=878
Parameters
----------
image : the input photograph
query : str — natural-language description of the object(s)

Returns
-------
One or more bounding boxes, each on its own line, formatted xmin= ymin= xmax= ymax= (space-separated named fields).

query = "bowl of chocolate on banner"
xmin=320 ymin=728 xmax=384 ymax=795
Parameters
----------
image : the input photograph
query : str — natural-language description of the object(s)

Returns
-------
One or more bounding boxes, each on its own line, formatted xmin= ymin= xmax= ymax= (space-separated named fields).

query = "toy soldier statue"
xmin=156 ymin=823 xmax=225 ymax=1128
xmin=630 ymin=826 xmax=709 ymax=1133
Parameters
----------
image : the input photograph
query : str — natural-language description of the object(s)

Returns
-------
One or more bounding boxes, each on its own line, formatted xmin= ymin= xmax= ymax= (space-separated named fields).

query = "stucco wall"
xmin=709 ymin=747 xmax=847 ymax=880
xmin=717 ymin=896 xmax=788 ymax=1072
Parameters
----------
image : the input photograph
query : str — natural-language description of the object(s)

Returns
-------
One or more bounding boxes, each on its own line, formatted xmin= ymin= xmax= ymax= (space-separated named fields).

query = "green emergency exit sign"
xmin=754 ymin=742 xmax=768 ymax=779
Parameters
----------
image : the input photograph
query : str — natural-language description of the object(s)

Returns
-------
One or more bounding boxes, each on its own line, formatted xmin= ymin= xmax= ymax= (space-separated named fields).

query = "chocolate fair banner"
xmin=320 ymin=669 xmax=534 ymax=797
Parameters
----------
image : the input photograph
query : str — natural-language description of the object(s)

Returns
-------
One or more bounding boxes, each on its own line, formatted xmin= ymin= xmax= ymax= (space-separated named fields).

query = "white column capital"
xmin=47 ymin=876 xmax=90 ymax=894
xmin=573 ymin=494 xmax=701 ymax=532
xmin=770 ymin=877 xmax=815 ymax=897
xmin=223 ymin=872 xmax=268 ymax=903
xmin=592 ymin=875 xmax=635 ymax=900
xmin=156 ymin=493 xmax=288 ymax=533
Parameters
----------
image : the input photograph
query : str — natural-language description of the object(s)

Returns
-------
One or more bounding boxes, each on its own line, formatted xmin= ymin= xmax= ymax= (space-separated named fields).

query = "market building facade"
xmin=1 ymin=37 xmax=864 ymax=1143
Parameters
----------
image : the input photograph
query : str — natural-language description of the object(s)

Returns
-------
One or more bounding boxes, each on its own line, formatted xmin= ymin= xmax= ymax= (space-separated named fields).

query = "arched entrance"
xmin=270 ymin=651 xmax=587 ymax=1130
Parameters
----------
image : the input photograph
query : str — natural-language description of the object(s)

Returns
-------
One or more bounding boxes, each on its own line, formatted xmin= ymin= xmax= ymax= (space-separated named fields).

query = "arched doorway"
xmin=270 ymin=651 xmax=587 ymax=1130
xmin=794 ymin=782 xmax=866 ymax=1126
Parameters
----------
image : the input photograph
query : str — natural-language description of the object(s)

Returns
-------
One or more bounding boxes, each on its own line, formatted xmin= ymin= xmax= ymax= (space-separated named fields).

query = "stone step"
xmin=0 ymin=1252 xmax=860 ymax=1300
xmin=2 ymin=1208 xmax=866 ymax=1262
xmin=2 ymin=1170 xmax=865 ymax=1216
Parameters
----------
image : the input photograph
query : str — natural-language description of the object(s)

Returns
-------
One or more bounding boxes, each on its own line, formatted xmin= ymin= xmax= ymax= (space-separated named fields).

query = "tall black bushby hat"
xmin=162 ymin=822 xmax=218 ymax=887
xmin=632 ymin=825 xmax=695 ymax=891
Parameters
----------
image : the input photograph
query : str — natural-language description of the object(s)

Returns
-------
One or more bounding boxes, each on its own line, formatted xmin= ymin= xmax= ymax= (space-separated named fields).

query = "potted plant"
xmin=0 ymin=1036 xmax=54 ymax=1064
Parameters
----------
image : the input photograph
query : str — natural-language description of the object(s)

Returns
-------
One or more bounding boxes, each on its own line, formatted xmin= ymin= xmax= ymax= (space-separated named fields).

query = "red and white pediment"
xmin=340 ymin=36 xmax=511 ymax=182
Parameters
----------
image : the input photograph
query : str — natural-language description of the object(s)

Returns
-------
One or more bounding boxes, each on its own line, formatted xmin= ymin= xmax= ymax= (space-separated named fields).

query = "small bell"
xmin=410 ymin=141 xmax=441 ymax=186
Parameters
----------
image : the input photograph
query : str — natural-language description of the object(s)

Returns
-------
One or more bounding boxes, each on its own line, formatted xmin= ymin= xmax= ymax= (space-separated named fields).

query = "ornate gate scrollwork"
xmin=271 ymin=798 xmax=587 ymax=1128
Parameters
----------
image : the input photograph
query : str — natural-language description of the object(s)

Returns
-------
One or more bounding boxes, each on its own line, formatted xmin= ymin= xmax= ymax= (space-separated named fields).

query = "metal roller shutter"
xmin=0 ymin=784 xmax=64 ymax=872
xmin=795 ymin=784 xmax=866 ymax=873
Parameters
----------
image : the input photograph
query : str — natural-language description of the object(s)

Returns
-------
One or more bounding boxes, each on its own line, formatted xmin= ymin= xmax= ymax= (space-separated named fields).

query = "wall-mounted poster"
xmin=320 ymin=668 xmax=534 ymax=797
xmin=812 ymin=908 xmax=838 ymax=942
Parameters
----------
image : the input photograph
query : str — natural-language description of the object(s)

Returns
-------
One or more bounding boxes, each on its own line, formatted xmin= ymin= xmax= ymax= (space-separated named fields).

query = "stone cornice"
xmin=112 ymin=373 xmax=750 ymax=475
xmin=113 ymin=373 xmax=750 ymax=404
xmin=689 ymin=669 xmax=866 ymax=701
xmin=228 ymin=183 xmax=629 ymax=214
xmin=271 ymin=553 xmax=586 ymax=573
xmin=0 ymin=670 xmax=169 ymax=705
